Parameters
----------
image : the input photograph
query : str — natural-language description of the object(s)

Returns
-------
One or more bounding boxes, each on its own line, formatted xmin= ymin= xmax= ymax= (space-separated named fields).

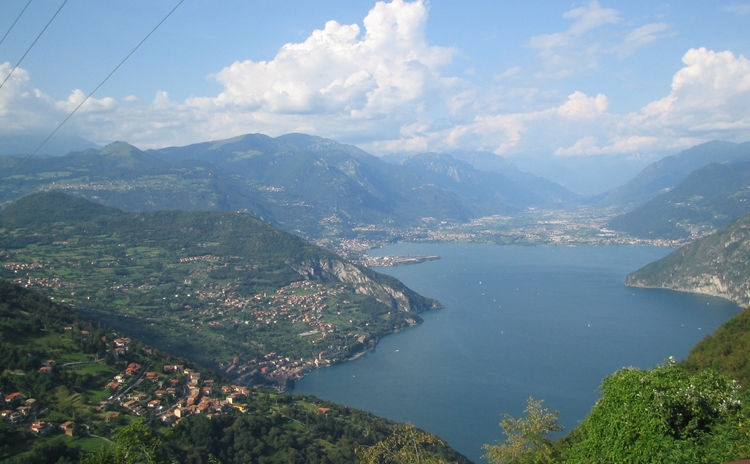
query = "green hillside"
xmin=0 ymin=192 xmax=440 ymax=387
xmin=0 ymin=280 xmax=469 ymax=464
xmin=681 ymin=307 xmax=750 ymax=390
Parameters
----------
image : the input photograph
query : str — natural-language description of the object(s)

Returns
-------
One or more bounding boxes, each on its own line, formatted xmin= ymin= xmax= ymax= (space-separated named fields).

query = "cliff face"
xmin=625 ymin=212 xmax=750 ymax=307
xmin=292 ymin=258 xmax=441 ymax=313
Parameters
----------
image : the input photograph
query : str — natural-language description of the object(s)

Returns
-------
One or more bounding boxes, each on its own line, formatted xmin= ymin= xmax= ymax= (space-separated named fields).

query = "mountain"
xmin=401 ymin=152 xmax=579 ymax=209
xmin=0 ymin=132 xmax=577 ymax=240
xmin=449 ymin=150 xmax=579 ymax=203
xmin=595 ymin=140 xmax=750 ymax=207
xmin=607 ymin=161 xmax=750 ymax=240
xmin=0 ymin=134 xmax=100 ymax=157
xmin=0 ymin=192 xmax=440 ymax=380
xmin=625 ymin=210 xmax=750 ymax=306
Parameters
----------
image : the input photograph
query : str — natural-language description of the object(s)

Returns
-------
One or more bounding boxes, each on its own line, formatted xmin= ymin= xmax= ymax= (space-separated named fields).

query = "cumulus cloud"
xmin=189 ymin=0 xmax=458 ymax=132
xmin=553 ymin=48 xmax=750 ymax=156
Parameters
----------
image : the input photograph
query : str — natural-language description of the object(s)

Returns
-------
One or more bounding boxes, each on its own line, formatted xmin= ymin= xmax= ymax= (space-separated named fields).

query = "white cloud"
xmin=553 ymin=48 xmax=750 ymax=156
xmin=192 ymin=0 xmax=456 ymax=121
xmin=527 ymin=2 xmax=672 ymax=77
xmin=0 ymin=2 xmax=747 ymax=168
xmin=615 ymin=23 xmax=672 ymax=58
xmin=528 ymin=1 xmax=619 ymax=50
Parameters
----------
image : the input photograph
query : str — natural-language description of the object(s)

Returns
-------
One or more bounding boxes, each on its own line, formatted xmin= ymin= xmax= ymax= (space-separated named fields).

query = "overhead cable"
xmin=0 ymin=0 xmax=33 ymax=48
xmin=1 ymin=0 xmax=184 ymax=187
xmin=0 ymin=0 xmax=67 ymax=91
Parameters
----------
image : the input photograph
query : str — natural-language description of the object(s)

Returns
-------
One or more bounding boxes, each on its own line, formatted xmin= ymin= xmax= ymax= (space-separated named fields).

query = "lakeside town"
xmin=317 ymin=206 xmax=689 ymax=262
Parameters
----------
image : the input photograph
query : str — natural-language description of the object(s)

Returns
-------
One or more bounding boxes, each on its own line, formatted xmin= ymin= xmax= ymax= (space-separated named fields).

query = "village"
xmin=0 ymin=332 xmax=297 ymax=442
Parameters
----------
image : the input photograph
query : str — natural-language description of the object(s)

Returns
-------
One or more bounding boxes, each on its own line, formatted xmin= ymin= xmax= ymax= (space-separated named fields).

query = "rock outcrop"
xmin=292 ymin=258 xmax=441 ymax=313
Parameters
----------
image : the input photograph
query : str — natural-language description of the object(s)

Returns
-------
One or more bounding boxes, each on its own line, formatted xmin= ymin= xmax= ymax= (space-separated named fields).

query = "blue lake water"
xmin=293 ymin=244 xmax=741 ymax=463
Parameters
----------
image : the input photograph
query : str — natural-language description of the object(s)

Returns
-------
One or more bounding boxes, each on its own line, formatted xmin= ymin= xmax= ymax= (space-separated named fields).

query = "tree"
xmin=80 ymin=420 xmax=168 ymax=464
xmin=356 ymin=424 xmax=450 ymax=464
xmin=568 ymin=363 xmax=750 ymax=463
xmin=482 ymin=396 xmax=563 ymax=464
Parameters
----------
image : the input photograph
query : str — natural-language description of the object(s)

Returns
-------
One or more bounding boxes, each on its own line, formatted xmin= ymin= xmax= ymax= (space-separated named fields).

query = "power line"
xmin=0 ymin=0 xmax=33 ymax=48
xmin=0 ymin=0 xmax=185 ymax=187
xmin=0 ymin=0 xmax=67 ymax=91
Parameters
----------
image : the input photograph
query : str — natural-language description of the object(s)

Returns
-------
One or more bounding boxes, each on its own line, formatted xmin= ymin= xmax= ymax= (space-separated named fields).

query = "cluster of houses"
xmin=1 ymin=390 xmax=75 ymax=438
xmin=1 ymin=391 xmax=37 ymax=427
xmin=104 ymin=361 xmax=256 ymax=427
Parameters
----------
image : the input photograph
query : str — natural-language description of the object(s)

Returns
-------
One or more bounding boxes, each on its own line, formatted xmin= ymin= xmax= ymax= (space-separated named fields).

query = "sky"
xmin=1 ymin=0 xmax=749 ymax=194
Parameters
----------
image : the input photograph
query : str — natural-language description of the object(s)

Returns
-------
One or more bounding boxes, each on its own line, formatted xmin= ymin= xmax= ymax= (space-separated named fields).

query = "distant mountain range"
xmin=595 ymin=140 xmax=750 ymax=207
xmin=0 ymin=132 xmax=576 ymax=238
xmin=601 ymin=140 xmax=750 ymax=240
xmin=625 ymin=209 xmax=750 ymax=307
xmin=607 ymin=161 xmax=750 ymax=239
xmin=0 ymin=134 xmax=100 ymax=156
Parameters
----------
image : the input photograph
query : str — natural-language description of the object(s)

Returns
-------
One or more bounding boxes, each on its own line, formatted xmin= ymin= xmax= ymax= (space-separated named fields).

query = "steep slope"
xmin=625 ymin=211 xmax=750 ymax=306
xmin=597 ymin=140 xmax=750 ymax=207
xmin=400 ymin=152 xmax=577 ymax=211
xmin=0 ymin=192 xmax=440 ymax=375
xmin=607 ymin=161 xmax=750 ymax=239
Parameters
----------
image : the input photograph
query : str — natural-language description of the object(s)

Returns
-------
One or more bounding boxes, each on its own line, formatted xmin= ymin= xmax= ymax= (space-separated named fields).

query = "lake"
xmin=293 ymin=244 xmax=741 ymax=463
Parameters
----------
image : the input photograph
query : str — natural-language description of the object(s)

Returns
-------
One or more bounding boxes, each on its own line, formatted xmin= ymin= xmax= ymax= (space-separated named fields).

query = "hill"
xmin=625 ymin=210 xmax=750 ymax=306
xmin=0 ymin=192 xmax=440 ymax=387
xmin=0 ymin=280 xmax=469 ymax=464
xmin=595 ymin=140 xmax=750 ymax=207
xmin=606 ymin=161 xmax=750 ymax=240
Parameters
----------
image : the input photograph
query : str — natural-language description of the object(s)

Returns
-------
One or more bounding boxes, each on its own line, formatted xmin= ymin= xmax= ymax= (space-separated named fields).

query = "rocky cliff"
xmin=625 ymin=211 xmax=750 ymax=307
xmin=292 ymin=257 xmax=441 ymax=313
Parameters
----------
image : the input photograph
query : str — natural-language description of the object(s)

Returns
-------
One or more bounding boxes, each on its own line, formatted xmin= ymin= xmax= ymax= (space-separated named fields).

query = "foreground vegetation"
xmin=484 ymin=307 xmax=750 ymax=464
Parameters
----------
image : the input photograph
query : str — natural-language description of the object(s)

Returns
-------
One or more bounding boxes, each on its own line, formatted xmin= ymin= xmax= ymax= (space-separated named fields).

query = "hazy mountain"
xmin=1 ymin=132 xmax=578 ymax=238
xmin=399 ymin=152 xmax=576 ymax=212
xmin=625 ymin=210 xmax=750 ymax=306
xmin=0 ymin=134 xmax=100 ymax=156
xmin=150 ymin=132 xmax=485 ymax=228
xmin=446 ymin=150 xmax=580 ymax=204
xmin=0 ymin=141 xmax=275 ymax=222
xmin=595 ymin=140 xmax=750 ymax=207
xmin=607 ymin=161 xmax=750 ymax=239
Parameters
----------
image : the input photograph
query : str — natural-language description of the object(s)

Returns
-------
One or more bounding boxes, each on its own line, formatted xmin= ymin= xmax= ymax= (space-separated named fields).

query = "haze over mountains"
xmin=0 ymin=132 xmax=577 ymax=239
xmin=4 ymin=132 xmax=750 ymax=243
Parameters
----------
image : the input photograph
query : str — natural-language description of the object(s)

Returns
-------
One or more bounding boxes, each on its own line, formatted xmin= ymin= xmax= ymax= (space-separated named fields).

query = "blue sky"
xmin=1 ymin=1 xmax=749 ymax=193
